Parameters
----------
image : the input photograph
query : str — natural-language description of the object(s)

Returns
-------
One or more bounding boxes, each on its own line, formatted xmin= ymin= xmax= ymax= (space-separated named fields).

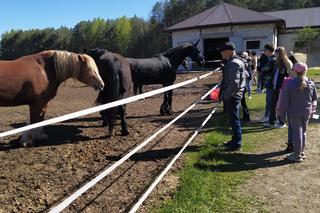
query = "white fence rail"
xmin=129 ymin=104 xmax=218 ymax=213
xmin=0 ymin=69 xmax=218 ymax=139
xmin=48 ymin=84 xmax=219 ymax=213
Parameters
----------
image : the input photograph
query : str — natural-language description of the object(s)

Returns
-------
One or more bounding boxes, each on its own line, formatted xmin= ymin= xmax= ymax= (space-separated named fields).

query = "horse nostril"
xmin=95 ymin=85 xmax=103 ymax=91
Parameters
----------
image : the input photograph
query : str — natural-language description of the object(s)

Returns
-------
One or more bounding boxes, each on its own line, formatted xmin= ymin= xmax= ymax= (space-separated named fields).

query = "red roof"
xmin=166 ymin=3 xmax=284 ymax=32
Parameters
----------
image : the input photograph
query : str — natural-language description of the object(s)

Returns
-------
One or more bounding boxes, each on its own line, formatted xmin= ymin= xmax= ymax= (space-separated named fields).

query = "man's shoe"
xmin=223 ymin=141 xmax=234 ymax=147
xmin=276 ymin=123 xmax=287 ymax=129
xmin=286 ymin=153 xmax=303 ymax=163
xmin=225 ymin=144 xmax=242 ymax=152
xmin=301 ymin=152 xmax=306 ymax=159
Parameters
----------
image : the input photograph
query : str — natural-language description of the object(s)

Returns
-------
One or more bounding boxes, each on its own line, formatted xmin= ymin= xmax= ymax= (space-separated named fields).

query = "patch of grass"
xmin=154 ymin=91 xmax=290 ymax=213
xmin=308 ymin=68 xmax=320 ymax=82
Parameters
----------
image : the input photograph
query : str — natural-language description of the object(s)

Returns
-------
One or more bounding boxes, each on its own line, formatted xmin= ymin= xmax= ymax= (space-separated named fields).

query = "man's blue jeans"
xmin=225 ymin=97 xmax=242 ymax=146
xmin=264 ymin=88 xmax=273 ymax=118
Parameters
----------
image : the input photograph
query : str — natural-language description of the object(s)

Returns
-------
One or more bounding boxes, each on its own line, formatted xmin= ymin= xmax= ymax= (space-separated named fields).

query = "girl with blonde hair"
xmin=264 ymin=46 xmax=292 ymax=128
xmin=278 ymin=62 xmax=317 ymax=162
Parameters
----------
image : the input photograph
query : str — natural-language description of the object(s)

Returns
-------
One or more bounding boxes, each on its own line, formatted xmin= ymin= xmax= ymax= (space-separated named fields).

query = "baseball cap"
xmin=219 ymin=42 xmax=236 ymax=51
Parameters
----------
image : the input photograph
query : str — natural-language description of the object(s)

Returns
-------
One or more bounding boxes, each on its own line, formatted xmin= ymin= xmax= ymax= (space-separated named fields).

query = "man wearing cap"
xmin=219 ymin=42 xmax=246 ymax=151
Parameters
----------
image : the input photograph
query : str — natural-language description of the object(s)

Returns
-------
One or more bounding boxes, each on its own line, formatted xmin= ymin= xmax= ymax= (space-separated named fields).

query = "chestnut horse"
xmin=0 ymin=50 xmax=104 ymax=146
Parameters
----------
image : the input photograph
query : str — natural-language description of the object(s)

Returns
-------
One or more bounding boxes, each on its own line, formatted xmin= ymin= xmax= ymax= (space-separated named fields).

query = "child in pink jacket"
xmin=278 ymin=62 xmax=317 ymax=162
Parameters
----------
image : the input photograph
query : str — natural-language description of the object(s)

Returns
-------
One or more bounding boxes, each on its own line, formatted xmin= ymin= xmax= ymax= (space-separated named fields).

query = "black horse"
xmin=127 ymin=41 xmax=204 ymax=115
xmin=133 ymin=58 xmax=189 ymax=95
xmin=85 ymin=48 xmax=132 ymax=137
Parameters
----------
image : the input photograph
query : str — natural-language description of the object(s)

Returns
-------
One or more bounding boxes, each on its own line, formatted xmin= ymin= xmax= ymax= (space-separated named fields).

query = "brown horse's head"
xmin=77 ymin=54 xmax=104 ymax=91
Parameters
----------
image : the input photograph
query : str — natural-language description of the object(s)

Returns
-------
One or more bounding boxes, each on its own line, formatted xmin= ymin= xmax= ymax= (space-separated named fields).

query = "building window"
xmin=245 ymin=40 xmax=261 ymax=50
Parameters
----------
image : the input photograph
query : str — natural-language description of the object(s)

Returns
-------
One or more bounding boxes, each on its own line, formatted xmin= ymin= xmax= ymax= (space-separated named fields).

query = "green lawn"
xmin=308 ymin=67 xmax=320 ymax=82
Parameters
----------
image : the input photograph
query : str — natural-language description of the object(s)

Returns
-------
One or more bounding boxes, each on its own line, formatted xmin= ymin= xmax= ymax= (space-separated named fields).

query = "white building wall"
xmin=232 ymin=24 xmax=276 ymax=52
xmin=171 ymin=23 xmax=277 ymax=56
xmin=172 ymin=29 xmax=201 ymax=49
xmin=278 ymin=31 xmax=298 ymax=52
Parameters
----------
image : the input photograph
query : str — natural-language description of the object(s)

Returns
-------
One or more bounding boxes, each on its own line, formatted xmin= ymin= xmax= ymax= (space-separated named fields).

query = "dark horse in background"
xmin=84 ymin=48 xmax=132 ymax=137
xmin=0 ymin=50 xmax=104 ymax=146
xmin=133 ymin=58 xmax=189 ymax=95
xmin=127 ymin=41 xmax=204 ymax=115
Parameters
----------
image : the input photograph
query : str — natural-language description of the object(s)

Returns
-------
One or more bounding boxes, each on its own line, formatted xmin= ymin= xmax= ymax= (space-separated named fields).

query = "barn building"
xmin=166 ymin=2 xmax=320 ymax=67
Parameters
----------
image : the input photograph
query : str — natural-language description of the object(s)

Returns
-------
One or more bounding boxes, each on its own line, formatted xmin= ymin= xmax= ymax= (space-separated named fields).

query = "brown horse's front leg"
xmin=20 ymin=102 xmax=48 ymax=147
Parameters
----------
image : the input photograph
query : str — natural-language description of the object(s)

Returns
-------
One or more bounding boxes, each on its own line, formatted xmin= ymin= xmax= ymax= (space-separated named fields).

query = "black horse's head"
xmin=186 ymin=40 xmax=205 ymax=66
xmin=84 ymin=48 xmax=107 ymax=61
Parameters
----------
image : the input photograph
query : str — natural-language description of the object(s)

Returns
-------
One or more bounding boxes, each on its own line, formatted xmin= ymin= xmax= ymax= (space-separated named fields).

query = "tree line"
xmin=1 ymin=0 xmax=320 ymax=59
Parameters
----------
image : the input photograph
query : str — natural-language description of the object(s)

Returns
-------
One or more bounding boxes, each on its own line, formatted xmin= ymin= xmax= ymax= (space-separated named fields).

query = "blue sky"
xmin=0 ymin=0 xmax=160 ymax=36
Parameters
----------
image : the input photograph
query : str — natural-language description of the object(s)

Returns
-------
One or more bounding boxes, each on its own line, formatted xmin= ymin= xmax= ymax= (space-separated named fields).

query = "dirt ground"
xmin=238 ymin=122 xmax=320 ymax=213
xmin=0 ymin=72 xmax=219 ymax=213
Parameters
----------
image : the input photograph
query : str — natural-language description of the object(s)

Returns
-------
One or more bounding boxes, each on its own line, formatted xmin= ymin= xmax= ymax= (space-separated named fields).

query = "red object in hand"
xmin=210 ymin=87 xmax=220 ymax=101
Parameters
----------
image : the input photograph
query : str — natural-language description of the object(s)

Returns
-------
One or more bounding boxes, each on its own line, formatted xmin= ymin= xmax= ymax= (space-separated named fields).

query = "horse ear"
xmin=194 ymin=40 xmax=200 ymax=47
xmin=78 ymin=54 xmax=85 ymax=62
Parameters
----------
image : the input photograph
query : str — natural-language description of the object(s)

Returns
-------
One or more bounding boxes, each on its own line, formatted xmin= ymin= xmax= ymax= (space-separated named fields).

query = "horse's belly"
xmin=0 ymin=85 xmax=30 ymax=107
xmin=134 ymin=70 xmax=175 ymax=85
xmin=0 ymin=95 xmax=29 ymax=106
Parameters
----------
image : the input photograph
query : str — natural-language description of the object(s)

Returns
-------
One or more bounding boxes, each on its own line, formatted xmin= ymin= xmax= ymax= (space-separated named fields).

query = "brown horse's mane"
xmin=41 ymin=50 xmax=81 ymax=83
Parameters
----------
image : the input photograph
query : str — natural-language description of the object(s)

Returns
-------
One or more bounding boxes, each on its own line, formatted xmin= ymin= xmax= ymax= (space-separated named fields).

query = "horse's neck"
xmin=165 ymin=50 xmax=187 ymax=70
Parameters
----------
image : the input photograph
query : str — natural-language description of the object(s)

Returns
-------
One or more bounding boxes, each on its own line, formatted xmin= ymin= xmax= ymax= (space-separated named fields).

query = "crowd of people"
xmin=218 ymin=41 xmax=318 ymax=163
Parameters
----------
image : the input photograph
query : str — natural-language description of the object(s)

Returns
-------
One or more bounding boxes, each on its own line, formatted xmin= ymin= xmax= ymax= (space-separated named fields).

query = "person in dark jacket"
xmin=219 ymin=42 xmax=246 ymax=151
xmin=261 ymin=44 xmax=276 ymax=123
xmin=257 ymin=51 xmax=268 ymax=93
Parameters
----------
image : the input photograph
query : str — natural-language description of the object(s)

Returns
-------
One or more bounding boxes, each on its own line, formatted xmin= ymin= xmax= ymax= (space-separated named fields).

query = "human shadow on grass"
xmin=195 ymin=149 xmax=288 ymax=173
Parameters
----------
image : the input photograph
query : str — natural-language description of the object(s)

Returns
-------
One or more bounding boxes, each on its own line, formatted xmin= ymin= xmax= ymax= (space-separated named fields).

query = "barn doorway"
xmin=204 ymin=37 xmax=229 ymax=67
